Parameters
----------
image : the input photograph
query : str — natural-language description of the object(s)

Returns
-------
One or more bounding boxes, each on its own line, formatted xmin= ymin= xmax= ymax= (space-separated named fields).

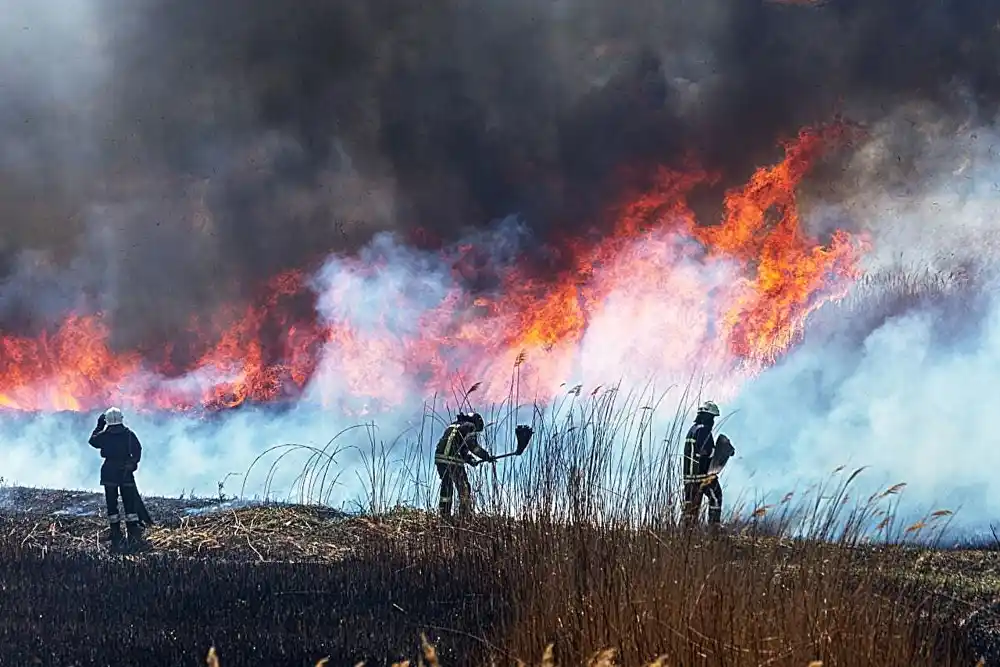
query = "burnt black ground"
xmin=0 ymin=486 xmax=997 ymax=665
xmin=0 ymin=487 xmax=505 ymax=667
xmin=0 ymin=543 xmax=500 ymax=667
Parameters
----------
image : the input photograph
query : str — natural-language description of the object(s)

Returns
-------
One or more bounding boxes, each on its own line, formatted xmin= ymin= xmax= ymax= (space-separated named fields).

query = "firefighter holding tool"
xmin=89 ymin=407 xmax=147 ymax=553
xmin=434 ymin=412 xmax=534 ymax=520
xmin=682 ymin=400 xmax=736 ymax=528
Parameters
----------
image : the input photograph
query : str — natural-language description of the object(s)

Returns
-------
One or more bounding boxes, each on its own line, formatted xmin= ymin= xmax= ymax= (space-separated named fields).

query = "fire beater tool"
xmin=706 ymin=433 xmax=736 ymax=478
xmin=489 ymin=424 xmax=534 ymax=461
xmin=134 ymin=483 xmax=154 ymax=527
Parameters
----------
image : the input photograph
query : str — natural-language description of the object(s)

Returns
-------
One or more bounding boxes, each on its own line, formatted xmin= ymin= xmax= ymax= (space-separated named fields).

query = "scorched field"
xmin=5 ymin=0 xmax=1000 ymax=665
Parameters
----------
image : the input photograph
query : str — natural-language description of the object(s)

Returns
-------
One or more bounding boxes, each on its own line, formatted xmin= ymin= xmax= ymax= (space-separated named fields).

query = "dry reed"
xmin=0 ymin=360 xmax=987 ymax=665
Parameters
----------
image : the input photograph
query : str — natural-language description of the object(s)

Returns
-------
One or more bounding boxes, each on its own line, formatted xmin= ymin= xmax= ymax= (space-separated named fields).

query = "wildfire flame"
xmin=0 ymin=124 xmax=869 ymax=415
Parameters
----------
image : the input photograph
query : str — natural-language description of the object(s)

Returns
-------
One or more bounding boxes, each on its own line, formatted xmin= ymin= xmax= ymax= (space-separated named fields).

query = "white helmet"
xmin=103 ymin=407 xmax=124 ymax=426
xmin=697 ymin=400 xmax=720 ymax=417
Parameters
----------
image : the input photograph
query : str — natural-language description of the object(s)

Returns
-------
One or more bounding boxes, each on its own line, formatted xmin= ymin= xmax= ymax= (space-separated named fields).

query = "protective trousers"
xmin=436 ymin=462 xmax=472 ymax=519
xmin=104 ymin=483 xmax=142 ymax=549
xmin=682 ymin=477 xmax=723 ymax=525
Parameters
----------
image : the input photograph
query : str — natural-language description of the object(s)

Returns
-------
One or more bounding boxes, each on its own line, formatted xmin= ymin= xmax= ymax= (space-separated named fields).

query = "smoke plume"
xmin=3 ymin=0 xmax=1000 ymax=343
xmin=4 ymin=0 xmax=1000 ymax=533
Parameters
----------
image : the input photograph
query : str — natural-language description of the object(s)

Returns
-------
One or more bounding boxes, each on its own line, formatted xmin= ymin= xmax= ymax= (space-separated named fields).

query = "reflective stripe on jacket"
xmin=435 ymin=424 xmax=469 ymax=465
xmin=682 ymin=422 xmax=715 ymax=483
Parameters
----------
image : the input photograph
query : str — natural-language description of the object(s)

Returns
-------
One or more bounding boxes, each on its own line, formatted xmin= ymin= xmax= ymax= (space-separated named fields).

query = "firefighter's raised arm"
xmin=89 ymin=412 xmax=107 ymax=451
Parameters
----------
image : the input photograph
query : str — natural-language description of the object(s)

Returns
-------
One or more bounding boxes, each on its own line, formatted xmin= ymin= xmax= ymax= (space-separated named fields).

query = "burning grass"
xmin=0 ymin=123 xmax=867 ymax=415
xmin=0 ymin=384 xmax=989 ymax=666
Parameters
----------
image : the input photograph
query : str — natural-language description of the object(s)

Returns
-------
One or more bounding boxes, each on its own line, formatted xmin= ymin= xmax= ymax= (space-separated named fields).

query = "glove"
xmin=96 ymin=413 xmax=106 ymax=430
xmin=125 ymin=462 xmax=138 ymax=473
xmin=515 ymin=425 xmax=534 ymax=449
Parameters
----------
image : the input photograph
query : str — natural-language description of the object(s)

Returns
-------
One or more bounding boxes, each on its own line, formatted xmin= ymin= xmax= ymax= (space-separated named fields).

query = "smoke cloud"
xmin=726 ymin=119 xmax=1000 ymax=536
xmin=4 ymin=0 xmax=1000 ymax=534
xmin=4 ymin=0 xmax=1000 ymax=343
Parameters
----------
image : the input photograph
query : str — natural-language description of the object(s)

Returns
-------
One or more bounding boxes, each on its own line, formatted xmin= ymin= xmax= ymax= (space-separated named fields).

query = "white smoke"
xmin=0 ymin=220 xmax=535 ymax=506
xmin=723 ymin=121 xmax=1000 ymax=537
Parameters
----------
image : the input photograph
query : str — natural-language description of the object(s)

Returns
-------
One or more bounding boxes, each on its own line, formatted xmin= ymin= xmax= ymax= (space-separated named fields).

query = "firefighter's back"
xmin=435 ymin=423 xmax=466 ymax=464
xmin=683 ymin=422 xmax=704 ymax=476
xmin=96 ymin=425 xmax=134 ymax=462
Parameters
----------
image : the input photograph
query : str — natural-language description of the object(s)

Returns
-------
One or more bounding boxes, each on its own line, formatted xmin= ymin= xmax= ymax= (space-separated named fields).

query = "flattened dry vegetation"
xmin=6 ymin=489 xmax=392 ymax=562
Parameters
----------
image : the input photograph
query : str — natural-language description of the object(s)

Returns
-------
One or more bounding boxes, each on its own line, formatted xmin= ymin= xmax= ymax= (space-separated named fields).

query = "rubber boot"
xmin=457 ymin=494 xmax=474 ymax=522
xmin=438 ymin=495 xmax=452 ymax=520
xmin=125 ymin=522 xmax=145 ymax=553
xmin=707 ymin=509 xmax=723 ymax=536
xmin=681 ymin=502 xmax=700 ymax=532
xmin=109 ymin=522 xmax=125 ymax=554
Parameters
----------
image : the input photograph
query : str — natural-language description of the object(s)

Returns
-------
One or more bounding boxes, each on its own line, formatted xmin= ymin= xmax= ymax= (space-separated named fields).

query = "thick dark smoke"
xmin=3 ymin=0 xmax=1000 ymax=360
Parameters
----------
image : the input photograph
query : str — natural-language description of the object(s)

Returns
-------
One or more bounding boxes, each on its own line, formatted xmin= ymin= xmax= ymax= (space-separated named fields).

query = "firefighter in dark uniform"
xmin=434 ymin=412 xmax=497 ymax=519
xmin=89 ymin=407 xmax=144 ymax=552
xmin=682 ymin=400 xmax=725 ymax=527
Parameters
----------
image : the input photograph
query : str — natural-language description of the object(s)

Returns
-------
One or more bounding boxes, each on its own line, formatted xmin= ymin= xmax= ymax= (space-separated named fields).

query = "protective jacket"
xmin=683 ymin=420 xmax=715 ymax=483
xmin=89 ymin=423 xmax=143 ymax=486
xmin=434 ymin=421 xmax=492 ymax=466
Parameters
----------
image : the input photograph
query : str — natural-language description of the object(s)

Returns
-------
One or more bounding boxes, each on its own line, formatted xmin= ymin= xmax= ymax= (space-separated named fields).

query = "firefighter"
xmin=88 ymin=407 xmax=144 ymax=553
xmin=434 ymin=412 xmax=497 ymax=520
xmin=682 ymin=400 xmax=724 ymax=527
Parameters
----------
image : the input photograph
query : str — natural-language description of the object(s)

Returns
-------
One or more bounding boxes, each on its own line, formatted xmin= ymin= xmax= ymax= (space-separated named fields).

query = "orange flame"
xmin=0 ymin=124 xmax=869 ymax=414
xmin=693 ymin=124 xmax=866 ymax=365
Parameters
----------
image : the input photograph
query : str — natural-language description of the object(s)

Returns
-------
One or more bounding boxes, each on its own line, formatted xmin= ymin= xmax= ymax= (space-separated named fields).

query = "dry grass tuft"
xmin=586 ymin=648 xmax=618 ymax=667
xmin=420 ymin=633 xmax=441 ymax=667
xmin=206 ymin=647 xmax=331 ymax=667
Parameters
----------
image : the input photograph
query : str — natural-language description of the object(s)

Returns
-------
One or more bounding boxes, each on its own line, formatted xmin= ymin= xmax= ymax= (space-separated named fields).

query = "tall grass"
xmin=185 ymin=256 xmax=988 ymax=664
xmin=214 ymin=370 xmax=974 ymax=665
